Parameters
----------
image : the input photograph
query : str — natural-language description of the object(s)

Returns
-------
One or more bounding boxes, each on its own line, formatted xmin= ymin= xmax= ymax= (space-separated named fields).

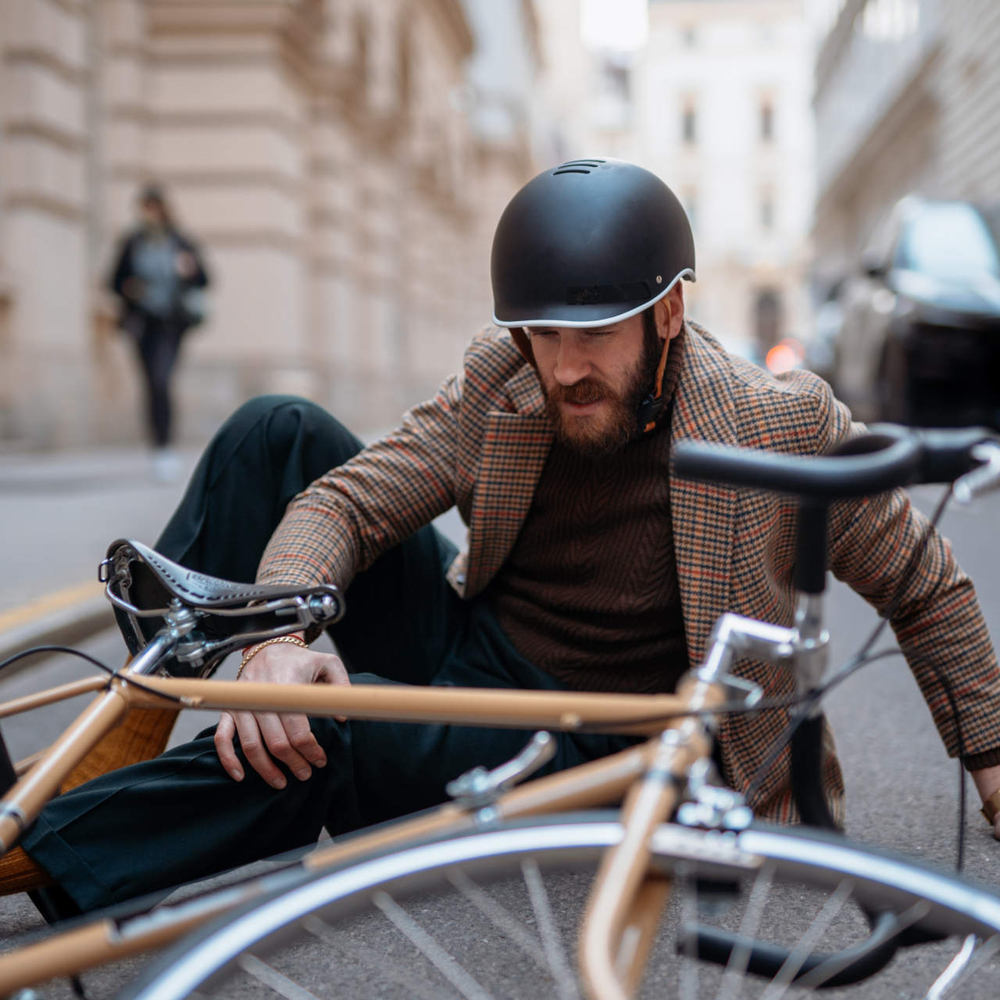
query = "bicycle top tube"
xmin=673 ymin=424 xmax=996 ymax=501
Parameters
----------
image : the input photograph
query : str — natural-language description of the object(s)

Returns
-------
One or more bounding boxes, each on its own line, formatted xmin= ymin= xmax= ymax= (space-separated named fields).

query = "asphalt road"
xmin=1 ymin=490 xmax=999 ymax=998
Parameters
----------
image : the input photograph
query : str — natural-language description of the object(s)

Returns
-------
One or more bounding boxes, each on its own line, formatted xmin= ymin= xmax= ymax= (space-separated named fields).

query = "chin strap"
xmin=637 ymin=334 xmax=671 ymax=434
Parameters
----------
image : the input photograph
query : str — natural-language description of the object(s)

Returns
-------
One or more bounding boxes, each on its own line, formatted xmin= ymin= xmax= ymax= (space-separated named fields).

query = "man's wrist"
xmin=970 ymin=763 xmax=1000 ymax=805
xmin=237 ymin=634 xmax=309 ymax=678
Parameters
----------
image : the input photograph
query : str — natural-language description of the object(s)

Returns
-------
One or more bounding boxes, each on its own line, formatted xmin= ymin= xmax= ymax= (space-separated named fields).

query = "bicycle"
xmin=1 ymin=424 xmax=999 ymax=999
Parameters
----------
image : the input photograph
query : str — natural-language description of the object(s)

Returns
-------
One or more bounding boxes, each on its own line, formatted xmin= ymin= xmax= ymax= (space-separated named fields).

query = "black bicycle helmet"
xmin=491 ymin=158 xmax=695 ymax=330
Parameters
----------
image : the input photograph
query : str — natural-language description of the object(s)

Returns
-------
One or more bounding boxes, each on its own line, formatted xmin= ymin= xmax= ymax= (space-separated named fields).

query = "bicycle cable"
xmin=0 ymin=644 xmax=187 ymax=706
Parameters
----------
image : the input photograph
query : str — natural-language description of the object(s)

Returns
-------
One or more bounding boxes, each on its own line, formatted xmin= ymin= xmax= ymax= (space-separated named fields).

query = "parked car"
xmin=832 ymin=195 xmax=1000 ymax=428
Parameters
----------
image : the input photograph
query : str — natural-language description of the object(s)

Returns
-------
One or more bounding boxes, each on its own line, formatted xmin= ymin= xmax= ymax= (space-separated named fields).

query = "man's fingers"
xmin=280 ymin=712 xmax=328 ymax=769
xmin=255 ymin=712 xmax=315 ymax=782
xmin=316 ymin=656 xmax=351 ymax=721
xmin=233 ymin=711 xmax=288 ymax=789
xmin=214 ymin=712 xmax=244 ymax=782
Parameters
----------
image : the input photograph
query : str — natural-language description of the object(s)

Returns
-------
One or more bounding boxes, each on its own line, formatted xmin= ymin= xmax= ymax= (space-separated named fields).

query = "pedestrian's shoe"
xmin=151 ymin=447 xmax=180 ymax=484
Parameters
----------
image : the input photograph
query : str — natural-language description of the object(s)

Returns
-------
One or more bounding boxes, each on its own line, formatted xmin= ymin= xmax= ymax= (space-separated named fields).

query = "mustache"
xmin=549 ymin=379 xmax=612 ymax=405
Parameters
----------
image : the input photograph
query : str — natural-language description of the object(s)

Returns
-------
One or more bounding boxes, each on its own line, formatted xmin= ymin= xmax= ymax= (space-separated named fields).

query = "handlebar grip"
xmin=911 ymin=427 xmax=996 ymax=483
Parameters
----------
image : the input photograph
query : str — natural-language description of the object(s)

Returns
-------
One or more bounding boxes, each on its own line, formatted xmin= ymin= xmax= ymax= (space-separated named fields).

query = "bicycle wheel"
xmin=121 ymin=813 xmax=1000 ymax=1000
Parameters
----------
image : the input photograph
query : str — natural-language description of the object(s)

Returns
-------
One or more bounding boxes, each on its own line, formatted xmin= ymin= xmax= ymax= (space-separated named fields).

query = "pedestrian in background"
xmin=109 ymin=184 xmax=210 ymax=482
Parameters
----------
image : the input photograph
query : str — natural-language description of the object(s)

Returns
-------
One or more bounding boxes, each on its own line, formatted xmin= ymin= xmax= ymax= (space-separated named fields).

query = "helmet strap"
xmin=511 ymin=327 xmax=536 ymax=367
xmin=637 ymin=335 xmax=670 ymax=433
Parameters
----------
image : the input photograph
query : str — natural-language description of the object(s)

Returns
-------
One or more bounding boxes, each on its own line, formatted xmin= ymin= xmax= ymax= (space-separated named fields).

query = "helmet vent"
xmin=553 ymin=158 xmax=606 ymax=176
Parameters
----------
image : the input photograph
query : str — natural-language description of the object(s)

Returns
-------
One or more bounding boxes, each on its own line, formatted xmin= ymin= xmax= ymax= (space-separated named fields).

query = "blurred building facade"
xmin=629 ymin=0 xmax=817 ymax=359
xmin=812 ymin=0 xmax=1000 ymax=289
xmin=0 ymin=0 xmax=542 ymax=449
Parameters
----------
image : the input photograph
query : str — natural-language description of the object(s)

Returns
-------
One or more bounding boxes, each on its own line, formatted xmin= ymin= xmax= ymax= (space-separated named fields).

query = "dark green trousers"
xmin=22 ymin=396 xmax=637 ymax=912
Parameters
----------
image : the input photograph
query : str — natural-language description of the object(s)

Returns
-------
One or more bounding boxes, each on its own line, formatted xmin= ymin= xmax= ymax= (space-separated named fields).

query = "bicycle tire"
xmin=121 ymin=813 xmax=1000 ymax=1000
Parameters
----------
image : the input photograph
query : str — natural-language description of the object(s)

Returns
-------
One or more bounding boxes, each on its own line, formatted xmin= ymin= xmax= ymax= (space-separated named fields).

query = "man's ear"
xmin=655 ymin=284 xmax=685 ymax=341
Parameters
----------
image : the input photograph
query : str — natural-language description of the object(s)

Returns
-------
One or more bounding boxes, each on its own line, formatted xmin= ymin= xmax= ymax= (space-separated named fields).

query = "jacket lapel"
xmin=670 ymin=324 xmax=740 ymax=666
xmin=464 ymin=365 xmax=552 ymax=597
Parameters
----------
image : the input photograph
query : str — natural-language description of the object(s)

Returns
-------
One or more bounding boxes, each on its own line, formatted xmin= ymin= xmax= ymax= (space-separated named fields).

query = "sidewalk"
xmin=0 ymin=447 xmax=200 ymax=663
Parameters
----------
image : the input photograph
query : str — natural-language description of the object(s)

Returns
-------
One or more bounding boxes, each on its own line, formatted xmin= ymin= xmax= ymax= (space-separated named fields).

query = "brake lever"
xmin=952 ymin=442 xmax=1000 ymax=504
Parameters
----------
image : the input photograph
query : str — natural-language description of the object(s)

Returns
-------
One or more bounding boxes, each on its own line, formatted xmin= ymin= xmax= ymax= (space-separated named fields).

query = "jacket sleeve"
xmin=820 ymin=386 xmax=1000 ymax=760
xmin=108 ymin=234 xmax=135 ymax=299
xmin=256 ymin=373 xmax=463 ymax=591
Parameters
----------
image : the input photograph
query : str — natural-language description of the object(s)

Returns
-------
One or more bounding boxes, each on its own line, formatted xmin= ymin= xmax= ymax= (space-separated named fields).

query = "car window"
xmin=894 ymin=202 xmax=1000 ymax=279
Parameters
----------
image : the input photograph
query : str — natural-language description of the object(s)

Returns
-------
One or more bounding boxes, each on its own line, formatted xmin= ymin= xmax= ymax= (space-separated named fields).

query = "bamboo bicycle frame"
xmin=0 ymin=666 xmax=726 ymax=998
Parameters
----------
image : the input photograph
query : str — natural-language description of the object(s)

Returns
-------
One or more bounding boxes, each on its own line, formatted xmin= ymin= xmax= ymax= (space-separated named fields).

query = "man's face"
xmin=529 ymin=311 xmax=662 ymax=457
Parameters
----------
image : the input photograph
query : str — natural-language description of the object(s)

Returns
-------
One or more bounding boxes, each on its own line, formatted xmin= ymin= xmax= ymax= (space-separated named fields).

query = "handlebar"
xmin=673 ymin=425 xmax=997 ymax=501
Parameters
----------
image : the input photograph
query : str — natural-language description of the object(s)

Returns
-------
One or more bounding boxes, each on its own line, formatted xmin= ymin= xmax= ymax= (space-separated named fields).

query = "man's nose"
xmin=553 ymin=339 xmax=590 ymax=385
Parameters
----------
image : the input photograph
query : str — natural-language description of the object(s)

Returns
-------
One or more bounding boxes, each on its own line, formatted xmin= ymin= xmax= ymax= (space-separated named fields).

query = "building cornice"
xmin=5 ymin=47 xmax=88 ymax=87
xmin=146 ymin=0 xmax=322 ymax=89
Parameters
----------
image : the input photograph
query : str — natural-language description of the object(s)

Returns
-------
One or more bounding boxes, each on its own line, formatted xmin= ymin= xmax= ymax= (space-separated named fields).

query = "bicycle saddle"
xmin=100 ymin=539 xmax=344 ymax=676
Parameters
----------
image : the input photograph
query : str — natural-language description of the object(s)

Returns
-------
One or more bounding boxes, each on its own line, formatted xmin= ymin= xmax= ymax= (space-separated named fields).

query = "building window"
xmin=857 ymin=0 xmax=920 ymax=42
xmin=760 ymin=100 xmax=774 ymax=142
xmin=682 ymin=102 xmax=697 ymax=144
xmin=760 ymin=191 xmax=775 ymax=229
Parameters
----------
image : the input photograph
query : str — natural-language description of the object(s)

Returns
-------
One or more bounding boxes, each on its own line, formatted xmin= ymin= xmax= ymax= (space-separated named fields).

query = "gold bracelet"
xmin=237 ymin=635 xmax=309 ymax=678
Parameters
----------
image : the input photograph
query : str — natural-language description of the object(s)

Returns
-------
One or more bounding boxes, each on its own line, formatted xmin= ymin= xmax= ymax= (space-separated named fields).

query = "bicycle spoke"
xmin=757 ymin=878 xmax=853 ymax=1000
xmin=677 ymin=864 xmax=700 ymax=1000
xmin=235 ymin=954 xmax=322 ymax=1000
xmin=794 ymin=898 xmax=930 ymax=991
xmin=716 ymin=861 xmax=776 ymax=1000
xmin=522 ymin=859 xmax=581 ymax=1000
xmin=930 ymin=932 xmax=1000 ymax=998
xmin=446 ymin=868 xmax=547 ymax=967
xmin=302 ymin=915 xmax=449 ymax=1000
xmin=372 ymin=890 xmax=494 ymax=1000
xmin=924 ymin=934 xmax=977 ymax=1000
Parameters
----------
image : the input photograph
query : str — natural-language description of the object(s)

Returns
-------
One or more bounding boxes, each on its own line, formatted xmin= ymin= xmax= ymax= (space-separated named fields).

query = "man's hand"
xmin=215 ymin=642 xmax=350 ymax=789
xmin=971 ymin=764 xmax=1000 ymax=841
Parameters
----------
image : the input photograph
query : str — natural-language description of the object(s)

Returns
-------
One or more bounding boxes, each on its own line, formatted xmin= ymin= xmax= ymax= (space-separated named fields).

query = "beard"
xmin=542 ymin=324 xmax=663 ymax=458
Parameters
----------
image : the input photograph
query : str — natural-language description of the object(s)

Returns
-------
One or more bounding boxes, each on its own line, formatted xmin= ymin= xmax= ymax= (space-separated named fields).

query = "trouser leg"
xmin=155 ymin=394 xmax=365 ymax=583
xmin=154 ymin=393 xmax=463 ymax=682
xmin=137 ymin=319 xmax=181 ymax=448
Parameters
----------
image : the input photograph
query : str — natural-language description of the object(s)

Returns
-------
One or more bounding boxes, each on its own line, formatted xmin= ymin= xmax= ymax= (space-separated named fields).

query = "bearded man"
xmin=9 ymin=159 xmax=1000 ymax=913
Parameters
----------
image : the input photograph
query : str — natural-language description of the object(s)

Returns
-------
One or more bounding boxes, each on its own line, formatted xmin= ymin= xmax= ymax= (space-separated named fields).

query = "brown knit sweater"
xmin=487 ymin=332 xmax=688 ymax=694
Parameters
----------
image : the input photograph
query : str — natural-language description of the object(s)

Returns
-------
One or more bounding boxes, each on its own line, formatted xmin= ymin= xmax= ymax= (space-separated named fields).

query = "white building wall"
xmin=631 ymin=1 xmax=816 ymax=358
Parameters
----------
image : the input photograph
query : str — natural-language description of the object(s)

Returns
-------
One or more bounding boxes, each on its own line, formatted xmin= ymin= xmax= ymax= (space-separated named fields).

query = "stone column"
xmin=0 ymin=0 xmax=91 ymax=447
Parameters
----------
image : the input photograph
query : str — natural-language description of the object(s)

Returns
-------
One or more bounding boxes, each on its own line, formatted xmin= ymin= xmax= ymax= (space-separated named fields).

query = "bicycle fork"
xmin=577 ymin=600 xmax=829 ymax=1000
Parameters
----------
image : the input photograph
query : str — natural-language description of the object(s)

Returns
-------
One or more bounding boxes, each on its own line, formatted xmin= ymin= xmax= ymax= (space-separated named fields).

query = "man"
xmin=6 ymin=160 xmax=1000 ymax=913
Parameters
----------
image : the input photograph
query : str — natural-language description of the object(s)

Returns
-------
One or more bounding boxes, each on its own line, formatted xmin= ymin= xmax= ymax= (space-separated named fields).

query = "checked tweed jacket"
xmin=259 ymin=321 xmax=1000 ymax=821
